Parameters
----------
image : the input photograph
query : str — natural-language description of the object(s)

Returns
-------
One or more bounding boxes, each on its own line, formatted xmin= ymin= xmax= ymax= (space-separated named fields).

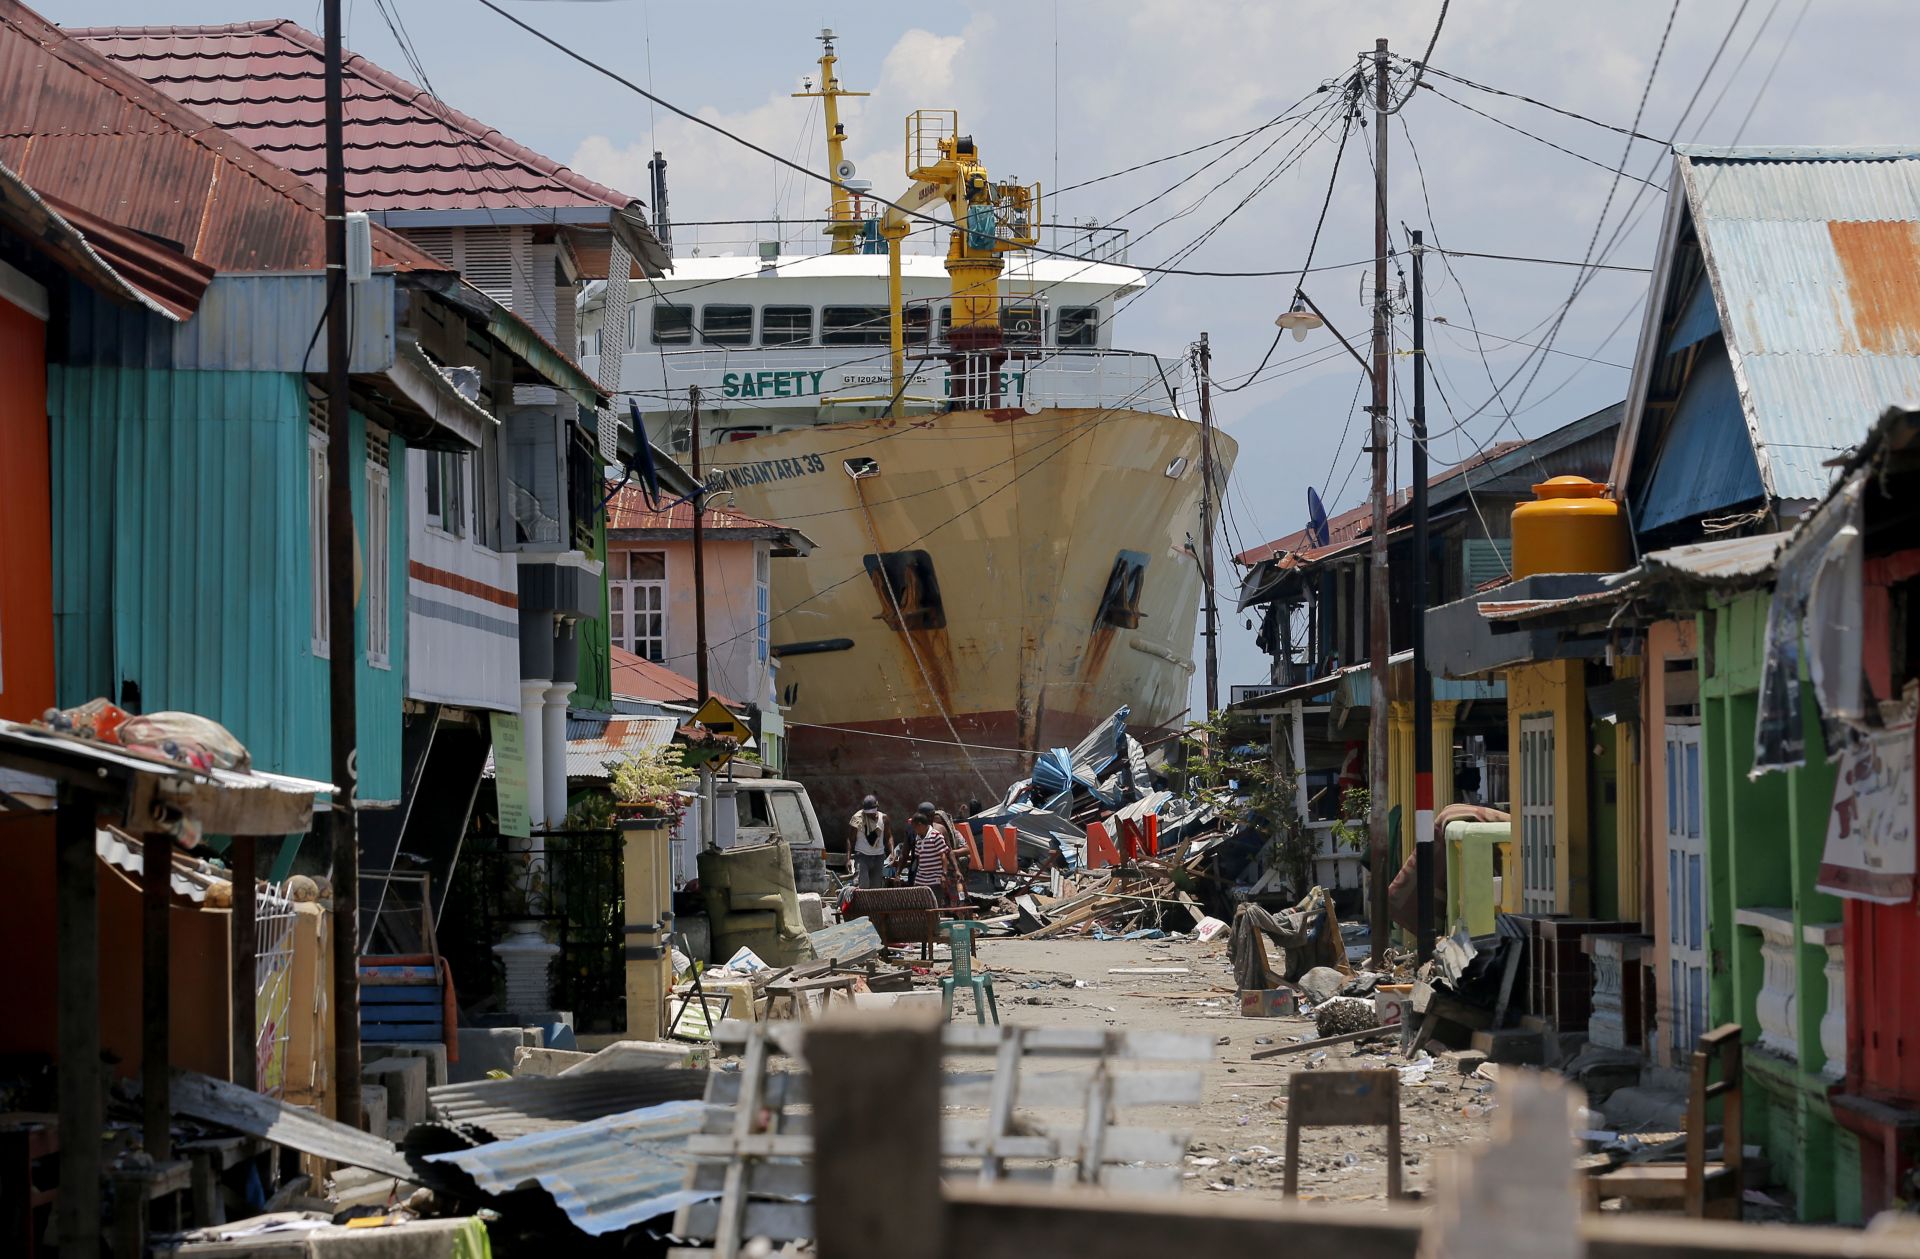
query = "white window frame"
xmin=755 ymin=548 xmax=771 ymax=667
xmin=365 ymin=450 xmax=391 ymax=670
xmin=610 ymin=550 xmax=668 ymax=662
xmin=425 ymin=450 xmax=467 ymax=539
xmin=309 ymin=426 xmax=330 ymax=659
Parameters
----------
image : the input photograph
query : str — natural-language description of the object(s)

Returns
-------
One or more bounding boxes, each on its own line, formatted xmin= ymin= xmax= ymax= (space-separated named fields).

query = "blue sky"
xmin=56 ymin=0 xmax=1920 ymax=706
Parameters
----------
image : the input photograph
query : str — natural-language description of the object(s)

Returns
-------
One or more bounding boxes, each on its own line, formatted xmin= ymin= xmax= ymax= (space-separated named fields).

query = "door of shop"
xmin=1519 ymin=714 xmax=1557 ymax=913
xmin=1665 ymin=722 xmax=1708 ymax=1057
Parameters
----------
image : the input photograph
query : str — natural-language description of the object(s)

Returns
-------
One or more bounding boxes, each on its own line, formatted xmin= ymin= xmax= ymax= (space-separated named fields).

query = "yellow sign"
xmin=693 ymin=697 xmax=755 ymax=746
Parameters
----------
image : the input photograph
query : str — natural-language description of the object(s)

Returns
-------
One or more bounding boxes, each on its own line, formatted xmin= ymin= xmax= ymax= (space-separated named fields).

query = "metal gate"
xmin=1519 ymin=714 xmax=1557 ymax=914
xmin=1665 ymin=723 xmax=1708 ymax=1058
xmin=439 ymin=830 xmax=629 ymax=1034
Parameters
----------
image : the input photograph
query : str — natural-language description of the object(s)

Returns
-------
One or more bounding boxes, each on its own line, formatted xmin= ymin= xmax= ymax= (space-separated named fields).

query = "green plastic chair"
xmin=940 ymin=919 xmax=999 ymax=1025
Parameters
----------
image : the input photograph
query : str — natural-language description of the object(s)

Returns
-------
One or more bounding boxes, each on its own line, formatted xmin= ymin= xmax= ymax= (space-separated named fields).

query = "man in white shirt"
xmin=848 ymin=795 xmax=890 ymax=888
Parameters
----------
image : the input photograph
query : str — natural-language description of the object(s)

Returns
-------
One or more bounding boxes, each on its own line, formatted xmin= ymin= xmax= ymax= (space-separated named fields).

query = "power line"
xmin=1409 ymin=60 xmax=1672 ymax=145
xmin=1419 ymin=85 xmax=1667 ymax=189
xmin=1380 ymin=0 xmax=1449 ymax=116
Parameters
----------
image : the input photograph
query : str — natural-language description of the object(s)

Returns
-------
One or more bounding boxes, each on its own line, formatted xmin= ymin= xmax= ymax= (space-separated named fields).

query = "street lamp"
xmin=1274 ymin=292 xmax=1324 ymax=341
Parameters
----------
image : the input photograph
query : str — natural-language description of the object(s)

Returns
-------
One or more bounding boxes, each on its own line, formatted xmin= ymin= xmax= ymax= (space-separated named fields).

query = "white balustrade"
xmin=1736 ymin=907 xmax=1800 ymax=1062
xmin=1804 ymin=921 xmax=1845 ymax=1082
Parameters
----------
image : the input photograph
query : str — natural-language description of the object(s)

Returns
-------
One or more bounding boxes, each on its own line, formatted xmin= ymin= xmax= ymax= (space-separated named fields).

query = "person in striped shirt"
xmin=908 ymin=801 xmax=961 ymax=904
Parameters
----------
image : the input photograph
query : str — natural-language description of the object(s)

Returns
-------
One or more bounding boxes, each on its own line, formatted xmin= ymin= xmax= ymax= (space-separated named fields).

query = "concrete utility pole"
xmin=1366 ymin=37 xmax=1392 ymax=968
xmin=322 ymin=0 xmax=361 ymax=1127
xmin=1412 ymin=230 xmax=1435 ymax=963
xmin=1196 ymin=332 xmax=1220 ymax=718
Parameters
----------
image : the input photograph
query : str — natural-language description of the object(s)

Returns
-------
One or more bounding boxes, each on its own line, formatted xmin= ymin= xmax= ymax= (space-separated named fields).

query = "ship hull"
xmin=707 ymin=405 xmax=1236 ymax=827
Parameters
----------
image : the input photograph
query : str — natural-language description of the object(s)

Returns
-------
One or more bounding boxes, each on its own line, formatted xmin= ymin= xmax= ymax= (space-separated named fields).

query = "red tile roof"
xmin=69 ymin=19 xmax=637 ymax=215
xmin=0 ymin=1 xmax=445 ymax=277
xmin=610 ymin=646 xmax=737 ymax=708
xmin=605 ymin=484 xmax=792 ymax=534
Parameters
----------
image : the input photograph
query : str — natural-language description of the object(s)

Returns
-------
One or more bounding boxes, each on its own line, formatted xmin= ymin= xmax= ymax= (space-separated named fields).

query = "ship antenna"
xmin=793 ymin=28 xmax=869 ymax=255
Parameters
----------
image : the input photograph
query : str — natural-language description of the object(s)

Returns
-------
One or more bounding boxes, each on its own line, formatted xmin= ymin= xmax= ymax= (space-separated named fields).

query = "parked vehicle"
xmin=671 ymin=778 xmax=831 ymax=894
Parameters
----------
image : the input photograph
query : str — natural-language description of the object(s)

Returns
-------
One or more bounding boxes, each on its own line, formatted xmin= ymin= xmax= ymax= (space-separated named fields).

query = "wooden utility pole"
xmin=323 ymin=0 xmax=361 ymax=1127
xmin=1196 ymin=333 xmax=1220 ymax=718
xmin=1412 ymin=230 xmax=1435 ymax=962
xmin=1366 ymin=37 xmax=1392 ymax=967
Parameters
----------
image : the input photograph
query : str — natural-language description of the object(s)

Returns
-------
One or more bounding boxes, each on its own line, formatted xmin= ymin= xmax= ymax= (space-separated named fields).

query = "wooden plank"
xmin=805 ymin=1013 xmax=943 ymax=1259
xmin=686 ymin=1133 xmax=816 ymax=1159
xmin=1248 ymin=1026 xmax=1395 ymax=1060
xmin=942 ymin=1068 xmax=1204 ymax=1109
xmin=230 ymin=835 xmax=257 ymax=1092
xmin=943 ymin=1184 xmax=1423 ymax=1259
xmin=57 ymin=786 xmax=104 ymax=1259
xmin=940 ymin=1026 xmax=1214 ymax=1061
xmin=143 ymin=828 xmax=173 ymax=1161
xmin=679 ymin=1200 xmax=811 ymax=1242
xmin=687 ymin=1159 xmax=813 ymax=1198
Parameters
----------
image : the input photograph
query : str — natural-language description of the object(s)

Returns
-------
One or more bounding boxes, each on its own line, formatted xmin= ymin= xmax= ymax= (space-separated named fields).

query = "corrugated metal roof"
xmin=422 ymin=1100 xmax=711 ymax=1236
xmin=70 ymin=20 xmax=636 ymax=215
xmin=69 ymin=19 xmax=667 ymax=278
xmin=609 ymin=648 xmax=736 ymax=710
xmin=0 ymin=2 xmax=446 ymax=277
xmin=1674 ymin=147 xmax=1920 ymax=502
xmin=0 ymin=158 xmax=192 ymax=320
xmin=1638 ymin=530 xmax=1789 ymax=583
xmin=606 ymin=491 xmax=791 ymax=535
xmin=427 ymin=1069 xmax=709 ymax=1141
xmin=564 ymin=711 xmax=682 ymax=780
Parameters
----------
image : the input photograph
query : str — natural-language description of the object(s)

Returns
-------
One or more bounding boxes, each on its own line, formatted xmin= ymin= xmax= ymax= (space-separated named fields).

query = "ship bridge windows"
xmin=701 ymin=304 xmax=755 ymax=345
xmin=1058 ymin=305 xmax=1100 ymax=348
xmin=763 ymin=305 xmax=814 ymax=346
xmin=823 ymin=306 xmax=891 ymax=346
xmin=1002 ymin=303 xmax=1043 ymax=348
xmin=862 ymin=549 xmax=946 ymax=631
xmin=652 ymin=304 xmax=693 ymax=345
xmin=1093 ymin=550 xmax=1150 ymax=629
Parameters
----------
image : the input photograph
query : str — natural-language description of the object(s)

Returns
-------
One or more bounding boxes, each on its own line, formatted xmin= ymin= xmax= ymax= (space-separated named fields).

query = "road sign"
xmin=693 ymin=696 xmax=755 ymax=746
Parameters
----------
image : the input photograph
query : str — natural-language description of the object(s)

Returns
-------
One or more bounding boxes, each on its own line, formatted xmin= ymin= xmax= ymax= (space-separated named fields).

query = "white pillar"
xmin=543 ymin=681 xmax=575 ymax=831
xmin=520 ymin=679 xmax=549 ymax=833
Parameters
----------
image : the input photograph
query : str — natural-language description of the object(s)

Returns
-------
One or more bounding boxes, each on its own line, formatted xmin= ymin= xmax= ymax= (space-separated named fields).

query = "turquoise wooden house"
xmin=5 ymin=6 xmax=602 ymax=856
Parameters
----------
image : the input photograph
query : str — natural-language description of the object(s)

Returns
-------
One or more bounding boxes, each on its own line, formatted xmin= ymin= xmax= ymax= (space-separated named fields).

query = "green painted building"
xmin=1697 ymin=590 xmax=1859 ymax=1222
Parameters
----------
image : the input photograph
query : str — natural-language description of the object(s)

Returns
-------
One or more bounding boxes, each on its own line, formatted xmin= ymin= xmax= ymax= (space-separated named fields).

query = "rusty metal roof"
xmin=1637 ymin=530 xmax=1790 ymax=584
xmin=1641 ymin=147 xmax=1920 ymax=504
xmin=0 ymin=158 xmax=201 ymax=319
xmin=563 ymin=710 xmax=684 ymax=780
xmin=0 ymin=1 xmax=445 ymax=277
xmin=70 ymin=19 xmax=639 ymax=216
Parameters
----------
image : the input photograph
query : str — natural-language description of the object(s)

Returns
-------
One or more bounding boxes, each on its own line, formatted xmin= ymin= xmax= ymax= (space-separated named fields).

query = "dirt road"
xmin=951 ymin=933 xmax=1497 ymax=1203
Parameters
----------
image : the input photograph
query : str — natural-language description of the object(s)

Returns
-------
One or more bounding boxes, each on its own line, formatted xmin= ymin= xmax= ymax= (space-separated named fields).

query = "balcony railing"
xmin=661 ymin=218 xmax=1129 ymax=265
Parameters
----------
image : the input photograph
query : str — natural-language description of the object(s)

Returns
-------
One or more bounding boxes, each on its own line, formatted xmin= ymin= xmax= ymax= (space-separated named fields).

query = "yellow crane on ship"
xmin=798 ymin=31 xmax=1040 ymax=414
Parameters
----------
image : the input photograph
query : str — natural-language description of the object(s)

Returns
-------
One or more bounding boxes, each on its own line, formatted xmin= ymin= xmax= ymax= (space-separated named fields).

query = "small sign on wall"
xmin=1818 ymin=724 xmax=1915 ymax=904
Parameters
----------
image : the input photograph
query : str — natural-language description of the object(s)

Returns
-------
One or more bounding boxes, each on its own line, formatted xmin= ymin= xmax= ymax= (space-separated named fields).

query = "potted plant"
xmin=607 ymin=744 xmax=692 ymax=825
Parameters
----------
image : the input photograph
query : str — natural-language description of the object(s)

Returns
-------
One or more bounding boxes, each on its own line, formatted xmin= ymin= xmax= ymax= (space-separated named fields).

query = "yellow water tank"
xmin=1511 ymin=476 xmax=1630 ymax=578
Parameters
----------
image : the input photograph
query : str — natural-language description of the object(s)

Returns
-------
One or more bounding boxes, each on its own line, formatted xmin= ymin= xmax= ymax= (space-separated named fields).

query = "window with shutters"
xmin=1462 ymin=537 xmax=1513 ymax=591
xmin=475 ymin=415 xmax=502 ymax=551
xmin=460 ymin=230 xmax=516 ymax=306
xmin=755 ymin=548 xmax=771 ymax=665
xmin=1519 ymin=713 xmax=1556 ymax=913
xmin=365 ymin=428 xmax=391 ymax=669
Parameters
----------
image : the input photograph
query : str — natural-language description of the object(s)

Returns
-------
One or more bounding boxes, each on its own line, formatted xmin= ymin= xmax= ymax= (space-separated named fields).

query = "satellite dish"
xmin=1306 ymin=487 xmax=1331 ymax=548
xmin=835 ymin=159 xmax=858 ymax=180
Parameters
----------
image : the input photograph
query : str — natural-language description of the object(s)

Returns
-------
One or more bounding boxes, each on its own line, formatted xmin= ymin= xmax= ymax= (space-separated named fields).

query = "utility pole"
xmin=1366 ymin=36 xmax=1392 ymax=968
xmin=1196 ymin=332 xmax=1220 ymax=718
xmin=689 ymin=385 xmax=717 ymax=854
xmin=322 ymin=0 xmax=361 ymax=1127
xmin=1412 ymin=230 xmax=1435 ymax=963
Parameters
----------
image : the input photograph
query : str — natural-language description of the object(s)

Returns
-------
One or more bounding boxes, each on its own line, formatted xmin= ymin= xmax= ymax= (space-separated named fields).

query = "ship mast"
xmin=792 ymin=28 xmax=869 ymax=256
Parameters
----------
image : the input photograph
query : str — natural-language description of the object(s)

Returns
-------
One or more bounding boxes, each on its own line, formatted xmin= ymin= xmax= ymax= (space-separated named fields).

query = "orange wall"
xmin=0 ymin=819 xmax=232 ymax=1081
xmin=0 ymin=293 xmax=53 ymax=722
xmin=1642 ymin=617 xmax=1697 ymax=1070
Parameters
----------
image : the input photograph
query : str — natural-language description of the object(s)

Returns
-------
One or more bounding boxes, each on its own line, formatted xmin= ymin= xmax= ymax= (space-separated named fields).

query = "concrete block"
xmin=364 ymin=1041 xmax=450 ymax=1088
xmin=363 ymin=1055 xmax=429 ymax=1127
xmin=559 ymin=1039 xmax=704 ymax=1074
xmin=359 ymin=1085 xmax=387 ymax=1137
xmin=452 ymin=1027 xmax=536 ymax=1084
xmin=1470 ymin=1027 xmax=1547 ymax=1065
xmin=850 ymin=991 xmax=943 ymax=1015
xmin=512 ymin=1046 xmax=594 ymax=1078
xmin=796 ymin=893 xmax=826 ymax=933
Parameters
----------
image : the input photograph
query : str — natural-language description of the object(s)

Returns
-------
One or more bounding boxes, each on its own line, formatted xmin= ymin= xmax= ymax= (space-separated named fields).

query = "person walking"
xmin=847 ymin=796 xmax=891 ymax=889
xmin=908 ymin=801 xmax=962 ymax=905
